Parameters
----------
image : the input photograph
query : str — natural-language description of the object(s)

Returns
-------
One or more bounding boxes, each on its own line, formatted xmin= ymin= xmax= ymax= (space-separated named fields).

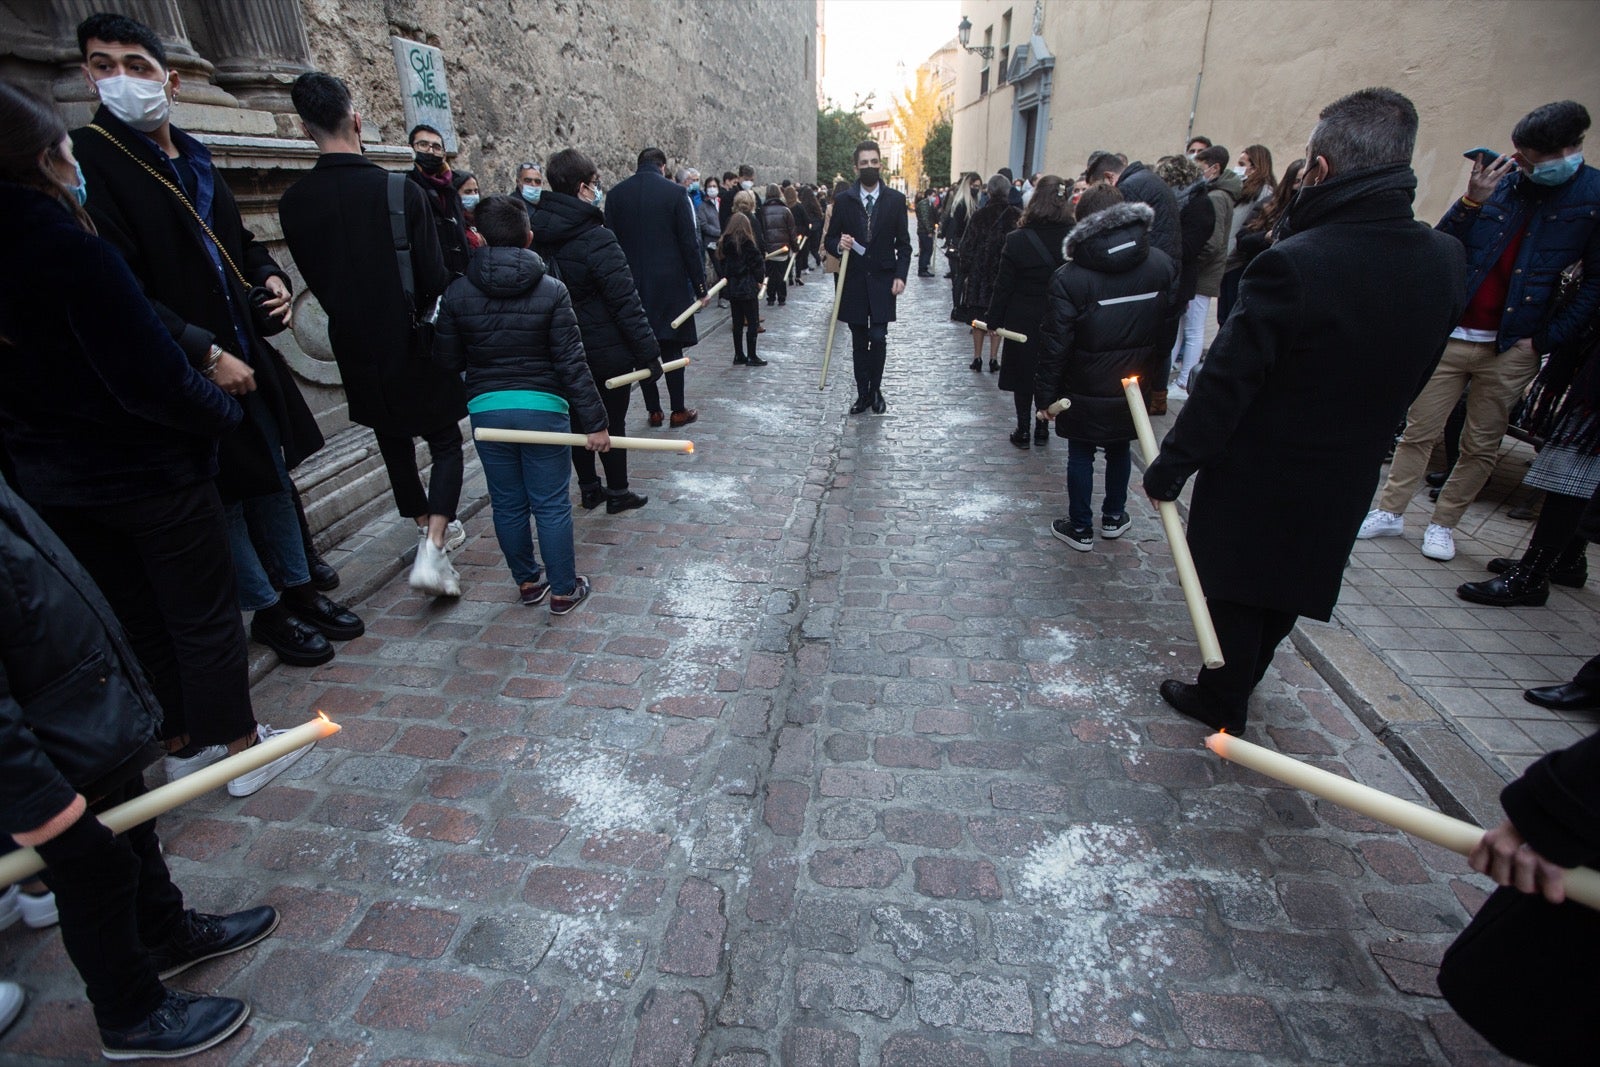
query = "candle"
xmin=970 ymin=320 xmax=1027 ymax=344
xmin=765 ymin=246 xmax=791 ymax=261
xmin=474 ymin=427 xmax=693 ymax=453
xmin=1122 ymin=375 xmax=1224 ymax=668
xmin=670 ymin=278 xmax=727 ymax=329
xmin=0 ymin=714 xmax=341 ymax=887
xmin=1205 ymin=731 xmax=1600 ymax=911
xmin=1045 ymin=397 xmax=1071 ymax=417
xmin=604 ymin=357 xmax=690 ymax=391
xmin=820 ymin=246 xmax=852 ymax=390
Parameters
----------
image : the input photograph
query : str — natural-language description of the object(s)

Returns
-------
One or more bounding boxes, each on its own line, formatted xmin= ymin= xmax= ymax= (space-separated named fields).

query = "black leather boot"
xmin=1458 ymin=546 xmax=1556 ymax=607
xmin=1488 ymin=543 xmax=1588 ymax=588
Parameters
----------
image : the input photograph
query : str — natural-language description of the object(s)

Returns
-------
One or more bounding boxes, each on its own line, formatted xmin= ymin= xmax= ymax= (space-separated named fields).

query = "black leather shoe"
xmin=970 ymin=358 xmax=983 ymax=371
xmin=580 ymin=483 xmax=606 ymax=510
xmin=871 ymin=392 xmax=887 ymax=415
xmin=100 ymin=989 xmax=249 ymax=1062
xmin=1159 ymin=679 xmax=1245 ymax=733
xmin=849 ymin=397 xmax=871 ymax=415
xmin=1489 ymin=556 xmax=1586 ymax=588
xmin=1524 ymin=681 xmax=1600 ymax=712
xmin=1034 ymin=422 xmax=1049 ymax=445
xmin=747 ymin=356 xmax=769 ymax=366
xmin=989 ymin=358 xmax=999 ymax=373
xmin=606 ymin=490 xmax=649 ymax=514
xmin=1009 ymin=429 xmax=1030 ymax=449
xmin=251 ymin=603 xmax=334 ymax=667
xmin=307 ymin=553 xmax=340 ymax=592
xmin=149 ymin=906 xmax=280 ymax=980
xmin=1458 ymin=570 xmax=1550 ymax=607
xmin=733 ymin=355 xmax=748 ymax=365
xmin=1425 ymin=470 xmax=1450 ymax=488
xmin=283 ymin=585 xmax=365 ymax=640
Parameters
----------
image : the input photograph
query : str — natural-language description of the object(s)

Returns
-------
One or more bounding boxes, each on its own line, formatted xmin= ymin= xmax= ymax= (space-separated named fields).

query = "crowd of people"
xmin=0 ymin=10 xmax=1596 ymax=1065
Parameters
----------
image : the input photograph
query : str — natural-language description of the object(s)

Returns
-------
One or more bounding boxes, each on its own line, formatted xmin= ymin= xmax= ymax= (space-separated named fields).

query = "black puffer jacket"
xmin=718 ymin=233 xmax=766 ymax=300
xmin=1113 ymin=161 xmax=1182 ymax=264
xmin=1 ymin=477 xmax=164 ymax=836
xmin=1034 ymin=202 xmax=1179 ymax=443
xmin=433 ymin=247 xmax=608 ymax=433
xmin=760 ymin=198 xmax=798 ymax=254
xmin=530 ymin=191 xmax=660 ymax=383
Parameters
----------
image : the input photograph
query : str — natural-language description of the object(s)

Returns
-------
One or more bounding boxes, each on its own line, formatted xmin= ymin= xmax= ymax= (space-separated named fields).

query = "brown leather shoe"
xmin=647 ymin=410 xmax=664 ymax=428
xmin=1147 ymin=391 xmax=1168 ymax=417
xmin=669 ymin=409 xmax=698 ymax=428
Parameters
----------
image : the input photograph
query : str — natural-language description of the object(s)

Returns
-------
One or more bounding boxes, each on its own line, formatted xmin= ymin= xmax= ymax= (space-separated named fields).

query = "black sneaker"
xmin=1051 ymin=519 xmax=1094 ymax=552
xmin=149 ymin=907 xmax=280 ymax=980
xmin=101 ymin=990 xmax=249 ymax=1062
xmin=1101 ymin=513 xmax=1131 ymax=539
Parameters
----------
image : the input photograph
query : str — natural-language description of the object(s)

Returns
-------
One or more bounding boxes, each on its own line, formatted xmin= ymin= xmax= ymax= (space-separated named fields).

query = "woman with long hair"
xmin=718 ymin=212 xmax=768 ymax=366
xmin=1223 ymin=157 xmax=1305 ymax=326
xmin=941 ymin=171 xmax=981 ymax=318
xmin=984 ymin=175 xmax=1075 ymax=447
xmin=1218 ymin=144 xmax=1278 ymax=322
xmin=798 ymin=185 xmax=825 ymax=272
xmin=956 ymin=174 xmax=1022 ymax=371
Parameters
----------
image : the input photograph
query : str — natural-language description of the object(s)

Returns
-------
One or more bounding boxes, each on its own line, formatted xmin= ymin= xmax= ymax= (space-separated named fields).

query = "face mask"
xmin=689 ymin=181 xmax=701 ymax=194
xmin=1232 ymin=166 xmax=1247 ymax=177
xmin=593 ymin=186 xmax=605 ymax=209
xmin=69 ymin=160 xmax=88 ymax=206
xmin=460 ymin=193 xmax=480 ymax=211
xmin=1527 ymin=152 xmax=1583 ymax=187
xmin=95 ymin=73 xmax=171 ymax=133
xmin=706 ymin=187 xmax=718 ymax=198
xmin=520 ymin=185 xmax=541 ymax=203
xmin=859 ymin=167 xmax=881 ymax=186
xmin=414 ymin=151 xmax=445 ymax=174
xmin=740 ymin=180 xmax=753 ymax=190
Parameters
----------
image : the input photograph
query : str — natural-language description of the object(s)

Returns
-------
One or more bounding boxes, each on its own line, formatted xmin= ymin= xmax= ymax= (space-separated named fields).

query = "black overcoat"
xmin=606 ymin=164 xmax=708 ymax=346
xmin=956 ymin=200 xmax=1021 ymax=316
xmin=1144 ymin=165 xmax=1467 ymax=620
xmin=824 ymin=182 xmax=912 ymax=324
xmin=531 ymin=191 xmax=661 ymax=382
xmin=71 ymin=109 xmax=323 ymax=500
xmin=985 ymin=219 xmax=1071 ymax=393
xmin=279 ymin=154 xmax=465 ymax=435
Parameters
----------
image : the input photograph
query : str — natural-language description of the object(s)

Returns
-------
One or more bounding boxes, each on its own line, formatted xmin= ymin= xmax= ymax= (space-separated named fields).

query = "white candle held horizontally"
xmin=970 ymin=320 xmax=1027 ymax=344
xmin=604 ymin=357 xmax=690 ymax=391
xmin=670 ymin=278 xmax=727 ymax=329
xmin=474 ymin=428 xmax=693 ymax=453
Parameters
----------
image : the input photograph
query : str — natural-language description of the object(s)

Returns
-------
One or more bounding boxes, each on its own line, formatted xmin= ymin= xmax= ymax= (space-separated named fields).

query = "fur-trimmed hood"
xmin=1065 ymin=201 xmax=1154 ymax=274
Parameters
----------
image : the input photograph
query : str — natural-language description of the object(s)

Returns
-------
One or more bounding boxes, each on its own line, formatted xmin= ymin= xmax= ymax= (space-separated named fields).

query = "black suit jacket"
xmin=824 ymin=182 xmax=912 ymax=324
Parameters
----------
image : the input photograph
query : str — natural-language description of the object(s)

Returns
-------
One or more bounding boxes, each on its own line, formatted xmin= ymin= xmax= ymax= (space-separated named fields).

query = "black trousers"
xmin=38 ymin=778 xmax=185 ymax=1029
xmin=850 ymin=322 xmax=889 ymax=402
xmin=373 ymin=422 xmax=465 ymax=521
xmin=1195 ymin=598 xmax=1299 ymax=719
xmin=1145 ymin=314 xmax=1183 ymax=393
xmin=571 ymin=382 xmax=631 ymax=491
xmin=765 ymin=260 xmax=788 ymax=305
xmin=641 ymin=340 xmax=688 ymax=414
xmin=917 ymin=234 xmax=934 ymax=274
xmin=730 ymin=297 xmax=760 ymax=361
xmin=42 ymin=481 xmax=254 ymax=747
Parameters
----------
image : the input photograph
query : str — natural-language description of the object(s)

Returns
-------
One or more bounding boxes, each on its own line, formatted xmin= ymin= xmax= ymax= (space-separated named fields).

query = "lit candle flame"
xmin=1121 ymin=375 xmax=1141 ymax=386
xmin=316 ymin=710 xmax=331 ymax=723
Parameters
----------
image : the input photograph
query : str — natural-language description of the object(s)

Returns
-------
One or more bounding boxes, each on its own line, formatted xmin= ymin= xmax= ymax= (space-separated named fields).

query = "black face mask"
xmin=859 ymin=167 xmax=881 ymax=186
xmin=414 ymin=152 xmax=445 ymax=174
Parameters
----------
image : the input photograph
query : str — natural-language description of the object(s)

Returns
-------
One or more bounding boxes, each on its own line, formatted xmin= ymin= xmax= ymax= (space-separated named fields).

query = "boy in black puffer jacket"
xmin=434 ymin=196 xmax=610 ymax=615
xmin=1034 ymin=185 xmax=1178 ymax=551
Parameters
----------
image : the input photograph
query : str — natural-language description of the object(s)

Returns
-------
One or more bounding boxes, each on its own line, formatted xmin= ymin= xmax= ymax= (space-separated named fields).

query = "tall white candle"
xmin=604 ymin=357 xmax=690 ymax=391
xmin=820 ymin=246 xmax=852 ymax=390
xmin=670 ymin=278 xmax=727 ymax=329
xmin=970 ymin=320 xmax=1027 ymax=343
xmin=1205 ymin=731 xmax=1600 ymax=911
xmin=474 ymin=428 xmax=693 ymax=453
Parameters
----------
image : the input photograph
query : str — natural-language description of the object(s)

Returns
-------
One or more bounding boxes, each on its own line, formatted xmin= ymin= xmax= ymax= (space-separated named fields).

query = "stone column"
xmin=179 ymin=0 xmax=312 ymax=113
xmin=48 ymin=0 xmax=237 ymax=107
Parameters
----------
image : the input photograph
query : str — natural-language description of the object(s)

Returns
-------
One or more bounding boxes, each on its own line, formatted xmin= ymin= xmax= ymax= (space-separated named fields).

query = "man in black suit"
xmin=279 ymin=72 xmax=468 ymax=598
xmin=825 ymin=140 xmax=913 ymax=414
xmin=608 ymin=147 xmax=709 ymax=427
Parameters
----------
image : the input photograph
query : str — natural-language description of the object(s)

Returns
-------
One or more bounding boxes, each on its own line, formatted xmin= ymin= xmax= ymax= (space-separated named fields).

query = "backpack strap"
xmin=387 ymin=172 xmax=415 ymax=314
xmin=1020 ymin=226 xmax=1057 ymax=267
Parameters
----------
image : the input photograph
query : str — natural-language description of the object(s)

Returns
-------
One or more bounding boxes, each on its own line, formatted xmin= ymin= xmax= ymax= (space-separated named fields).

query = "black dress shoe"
xmin=747 ymin=356 xmax=769 ymax=366
xmin=1009 ymin=429 xmax=1030 ymax=449
xmin=849 ymin=397 xmax=871 ymax=415
xmin=307 ymin=553 xmax=340 ymax=591
xmin=871 ymin=392 xmax=887 ymax=415
xmin=1034 ymin=422 xmax=1049 ymax=445
xmin=1425 ymin=470 xmax=1450 ymax=488
xmin=251 ymin=603 xmax=334 ymax=667
xmin=149 ymin=906 xmax=280 ymax=980
xmin=733 ymin=355 xmax=748 ymax=365
xmin=1457 ymin=570 xmax=1550 ymax=607
xmin=283 ymin=585 xmax=365 ymax=640
xmin=1159 ymin=679 xmax=1245 ymax=733
xmin=606 ymin=490 xmax=649 ymax=514
xmin=989 ymin=358 xmax=999 ymax=372
xmin=100 ymin=989 xmax=249 ymax=1062
xmin=969 ymin=358 xmax=983 ymax=371
xmin=1524 ymin=681 xmax=1600 ymax=712
xmin=580 ymin=483 xmax=606 ymax=510
xmin=1489 ymin=556 xmax=1586 ymax=588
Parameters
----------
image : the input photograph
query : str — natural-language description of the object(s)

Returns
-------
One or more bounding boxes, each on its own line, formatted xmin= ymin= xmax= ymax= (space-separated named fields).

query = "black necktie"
xmin=864 ymin=192 xmax=876 ymax=242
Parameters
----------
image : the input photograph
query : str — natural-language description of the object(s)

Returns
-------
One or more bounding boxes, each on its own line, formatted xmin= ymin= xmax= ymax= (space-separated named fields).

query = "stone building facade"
xmin=1 ymin=0 xmax=817 ymax=543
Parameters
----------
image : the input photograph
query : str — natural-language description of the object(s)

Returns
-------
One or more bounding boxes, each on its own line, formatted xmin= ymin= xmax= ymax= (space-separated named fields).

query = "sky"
xmin=821 ymin=0 xmax=962 ymax=114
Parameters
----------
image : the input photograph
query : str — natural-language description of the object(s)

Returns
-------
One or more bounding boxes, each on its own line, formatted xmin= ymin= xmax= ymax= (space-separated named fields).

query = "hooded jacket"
xmin=433 ymin=246 xmax=608 ymax=433
xmin=1112 ymin=161 xmax=1182 ymax=264
xmin=1034 ymin=202 xmax=1178 ymax=443
xmin=1197 ymin=168 xmax=1243 ymax=297
xmin=530 ymin=191 xmax=660 ymax=383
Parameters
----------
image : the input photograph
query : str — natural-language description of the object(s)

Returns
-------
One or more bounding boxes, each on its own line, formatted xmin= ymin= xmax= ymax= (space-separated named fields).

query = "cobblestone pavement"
xmin=1 ymin=259 xmax=1516 ymax=1065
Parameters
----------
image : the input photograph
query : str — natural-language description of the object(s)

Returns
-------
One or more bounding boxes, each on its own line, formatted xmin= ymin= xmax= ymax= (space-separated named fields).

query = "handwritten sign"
xmin=391 ymin=36 xmax=457 ymax=153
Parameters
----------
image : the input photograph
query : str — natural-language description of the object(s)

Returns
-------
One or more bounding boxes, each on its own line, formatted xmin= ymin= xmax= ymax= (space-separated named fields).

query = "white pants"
xmin=1171 ymin=295 xmax=1210 ymax=388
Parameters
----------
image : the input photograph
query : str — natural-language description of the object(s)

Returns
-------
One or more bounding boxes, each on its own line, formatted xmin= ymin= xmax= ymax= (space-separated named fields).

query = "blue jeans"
xmin=227 ymin=393 xmax=309 ymax=612
xmin=1066 ymin=439 xmax=1132 ymax=529
xmin=471 ymin=407 xmax=577 ymax=594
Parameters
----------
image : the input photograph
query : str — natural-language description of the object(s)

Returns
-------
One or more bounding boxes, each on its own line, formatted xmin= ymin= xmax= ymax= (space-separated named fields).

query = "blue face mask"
xmin=70 ymin=160 xmax=88 ymax=206
xmin=593 ymin=187 xmax=605 ymax=209
xmin=689 ymin=181 xmax=701 ymax=195
xmin=521 ymin=185 xmax=541 ymax=204
xmin=460 ymin=193 xmax=480 ymax=211
xmin=1527 ymin=152 xmax=1583 ymax=187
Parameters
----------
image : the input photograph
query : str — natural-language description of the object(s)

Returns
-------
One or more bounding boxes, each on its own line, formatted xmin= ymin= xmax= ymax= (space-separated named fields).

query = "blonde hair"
xmin=733 ymin=189 xmax=757 ymax=215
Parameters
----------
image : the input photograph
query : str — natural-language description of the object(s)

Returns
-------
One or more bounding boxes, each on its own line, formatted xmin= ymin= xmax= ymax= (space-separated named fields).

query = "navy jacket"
xmin=1437 ymin=163 xmax=1600 ymax=354
xmin=606 ymin=164 xmax=708 ymax=346
xmin=824 ymin=182 xmax=912 ymax=324
xmin=0 ymin=186 xmax=240 ymax=508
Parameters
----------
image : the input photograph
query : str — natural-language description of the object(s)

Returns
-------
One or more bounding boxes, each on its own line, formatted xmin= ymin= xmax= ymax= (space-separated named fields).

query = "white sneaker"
xmin=409 ymin=537 xmax=447 ymax=596
xmin=1357 ymin=509 xmax=1404 ymax=539
xmin=0 ymin=886 xmax=17 ymax=931
xmin=163 ymin=744 xmax=227 ymax=783
xmin=442 ymin=520 xmax=467 ymax=553
xmin=0 ymin=885 xmax=56 ymax=930
xmin=436 ymin=553 xmax=462 ymax=598
xmin=1422 ymin=524 xmax=1457 ymax=561
xmin=227 ymin=724 xmax=316 ymax=798
xmin=0 ymin=981 xmax=23 ymax=1035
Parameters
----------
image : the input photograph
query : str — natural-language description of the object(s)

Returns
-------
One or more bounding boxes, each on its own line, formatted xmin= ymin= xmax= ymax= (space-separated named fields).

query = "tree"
xmin=890 ymin=66 xmax=949 ymax=191
xmin=817 ymin=103 xmax=871 ymax=186
xmin=923 ymin=119 xmax=952 ymax=188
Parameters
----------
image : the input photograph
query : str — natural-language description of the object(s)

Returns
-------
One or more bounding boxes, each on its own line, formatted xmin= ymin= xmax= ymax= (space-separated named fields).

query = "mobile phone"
xmin=1463 ymin=147 xmax=1500 ymax=167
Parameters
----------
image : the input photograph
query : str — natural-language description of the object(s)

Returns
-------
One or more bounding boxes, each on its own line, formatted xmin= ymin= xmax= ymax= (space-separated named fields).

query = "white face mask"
xmin=96 ymin=73 xmax=172 ymax=132
xmin=1232 ymin=166 xmax=1247 ymax=177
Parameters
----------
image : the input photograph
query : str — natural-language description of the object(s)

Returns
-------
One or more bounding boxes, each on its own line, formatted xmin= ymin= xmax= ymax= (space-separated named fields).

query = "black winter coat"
xmin=760 ymin=198 xmax=798 ymax=254
xmin=984 ymin=220 xmax=1071 ymax=394
xmin=1144 ymin=164 xmax=1467 ymax=620
xmin=279 ymin=154 xmax=465 ymax=434
xmin=718 ymin=234 xmax=767 ymax=300
xmin=606 ymin=164 xmax=708 ymax=346
xmin=1114 ymin=162 xmax=1182 ymax=265
xmin=71 ymin=109 xmax=323 ymax=501
xmin=531 ymin=191 xmax=660 ymax=383
xmin=0 ymin=477 xmax=165 ymax=836
xmin=0 ymin=187 xmax=240 ymax=509
xmin=956 ymin=201 xmax=1021 ymax=313
xmin=1172 ymin=179 xmax=1217 ymax=306
xmin=408 ymin=167 xmax=471 ymax=276
xmin=434 ymin=247 xmax=608 ymax=433
xmin=824 ymin=182 xmax=912 ymax=324
xmin=1034 ymin=203 xmax=1178 ymax=443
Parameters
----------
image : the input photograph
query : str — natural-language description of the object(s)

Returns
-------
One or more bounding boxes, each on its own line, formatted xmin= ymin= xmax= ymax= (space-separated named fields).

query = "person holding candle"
xmin=718 ymin=212 xmax=768 ymax=366
xmin=1143 ymin=88 xmax=1467 ymax=733
xmin=956 ymin=175 xmax=1021 ymax=373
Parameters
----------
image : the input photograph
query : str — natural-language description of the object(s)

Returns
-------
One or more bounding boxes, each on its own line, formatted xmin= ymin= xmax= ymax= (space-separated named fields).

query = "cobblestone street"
xmin=1 ymin=259 xmax=1538 ymax=1066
